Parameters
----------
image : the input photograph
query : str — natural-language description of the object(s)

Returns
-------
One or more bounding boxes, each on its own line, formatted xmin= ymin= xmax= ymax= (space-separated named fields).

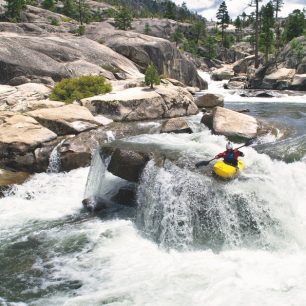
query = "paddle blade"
xmin=195 ymin=160 xmax=210 ymax=168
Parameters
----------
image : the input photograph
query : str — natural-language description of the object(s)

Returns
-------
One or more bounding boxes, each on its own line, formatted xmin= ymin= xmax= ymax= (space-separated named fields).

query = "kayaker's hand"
xmin=240 ymin=152 xmax=245 ymax=157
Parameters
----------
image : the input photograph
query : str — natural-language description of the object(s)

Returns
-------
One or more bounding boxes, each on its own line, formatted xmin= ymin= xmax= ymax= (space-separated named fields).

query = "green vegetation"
xmin=290 ymin=38 xmax=305 ymax=68
xmin=114 ymin=7 xmax=133 ymax=30
xmin=144 ymin=22 xmax=151 ymax=35
xmin=259 ymin=1 xmax=275 ymax=63
xmin=216 ymin=1 xmax=230 ymax=47
xmin=101 ymin=64 xmax=121 ymax=74
xmin=49 ymin=75 xmax=112 ymax=103
xmin=145 ymin=64 xmax=160 ymax=89
xmin=170 ymin=28 xmax=184 ymax=47
xmin=50 ymin=17 xmax=60 ymax=26
xmin=4 ymin=0 xmax=26 ymax=22
xmin=42 ymin=0 xmax=55 ymax=11
xmin=283 ymin=9 xmax=306 ymax=43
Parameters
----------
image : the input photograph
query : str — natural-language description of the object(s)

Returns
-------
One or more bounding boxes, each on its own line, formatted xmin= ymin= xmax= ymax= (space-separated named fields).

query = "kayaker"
xmin=215 ymin=142 xmax=244 ymax=167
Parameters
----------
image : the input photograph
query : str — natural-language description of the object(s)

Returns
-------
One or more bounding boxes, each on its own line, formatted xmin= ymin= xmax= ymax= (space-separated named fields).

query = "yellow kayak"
xmin=213 ymin=160 xmax=245 ymax=179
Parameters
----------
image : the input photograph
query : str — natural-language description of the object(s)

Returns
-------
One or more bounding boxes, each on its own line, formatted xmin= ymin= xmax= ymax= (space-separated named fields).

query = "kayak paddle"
xmin=195 ymin=138 xmax=256 ymax=168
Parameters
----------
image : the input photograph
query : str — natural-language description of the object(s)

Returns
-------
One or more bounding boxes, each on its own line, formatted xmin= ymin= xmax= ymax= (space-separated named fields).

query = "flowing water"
xmin=1 ymin=74 xmax=306 ymax=306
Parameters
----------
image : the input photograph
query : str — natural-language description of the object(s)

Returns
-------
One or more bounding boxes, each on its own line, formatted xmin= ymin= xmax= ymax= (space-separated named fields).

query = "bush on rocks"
xmin=49 ymin=75 xmax=112 ymax=103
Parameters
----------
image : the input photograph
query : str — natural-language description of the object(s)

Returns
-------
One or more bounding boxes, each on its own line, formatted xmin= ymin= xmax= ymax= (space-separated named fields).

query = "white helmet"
xmin=226 ymin=142 xmax=233 ymax=150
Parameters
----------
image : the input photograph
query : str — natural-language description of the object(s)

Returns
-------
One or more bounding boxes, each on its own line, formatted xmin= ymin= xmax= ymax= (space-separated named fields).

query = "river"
xmin=1 ymin=73 xmax=306 ymax=306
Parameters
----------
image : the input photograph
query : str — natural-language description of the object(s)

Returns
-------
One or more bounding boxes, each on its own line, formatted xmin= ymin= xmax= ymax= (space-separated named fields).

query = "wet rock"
xmin=200 ymin=111 xmax=213 ymax=130
xmin=160 ymin=117 xmax=192 ymax=134
xmin=107 ymin=148 xmax=150 ymax=182
xmin=209 ymin=107 xmax=268 ymax=140
xmin=211 ymin=66 xmax=234 ymax=81
xmin=111 ymin=185 xmax=137 ymax=207
xmin=226 ymin=76 xmax=247 ymax=90
xmin=262 ymin=68 xmax=296 ymax=89
xmin=239 ymin=90 xmax=282 ymax=98
xmin=27 ymin=104 xmax=103 ymax=136
xmin=233 ymin=55 xmax=255 ymax=75
xmin=82 ymin=196 xmax=116 ymax=213
xmin=196 ymin=93 xmax=224 ymax=108
xmin=0 ymin=168 xmax=30 ymax=196
xmin=81 ymin=85 xmax=198 ymax=121
xmin=290 ymin=74 xmax=306 ymax=91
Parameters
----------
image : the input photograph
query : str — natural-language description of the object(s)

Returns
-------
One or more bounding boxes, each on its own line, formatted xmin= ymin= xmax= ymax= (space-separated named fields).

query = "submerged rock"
xmin=160 ymin=117 xmax=192 ymax=134
xmin=0 ymin=169 xmax=30 ymax=196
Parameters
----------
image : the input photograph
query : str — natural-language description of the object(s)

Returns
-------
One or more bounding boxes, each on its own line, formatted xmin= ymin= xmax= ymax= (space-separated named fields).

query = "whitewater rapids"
xmin=1 ymin=72 xmax=306 ymax=305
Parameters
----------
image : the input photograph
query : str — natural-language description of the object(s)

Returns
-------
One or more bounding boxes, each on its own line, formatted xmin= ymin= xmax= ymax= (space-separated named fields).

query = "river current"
xmin=1 ymin=73 xmax=306 ymax=305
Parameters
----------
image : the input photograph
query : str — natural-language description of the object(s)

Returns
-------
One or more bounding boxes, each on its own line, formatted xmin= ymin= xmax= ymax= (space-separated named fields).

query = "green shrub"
xmin=101 ymin=64 xmax=121 ymax=74
xmin=77 ymin=25 xmax=86 ymax=36
xmin=50 ymin=17 xmax=60 ymax=26
xmin=49 ymin=75 xmax=112 ymax=103
xmin=145 ymin=63 xmax=160 ymax=89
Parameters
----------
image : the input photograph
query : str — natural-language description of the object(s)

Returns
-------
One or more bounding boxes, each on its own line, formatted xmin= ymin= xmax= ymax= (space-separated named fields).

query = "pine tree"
xmin=62 ymin=0 xmax=77 ymax=20
xmin=234 ymin=16 xmax=242 ymax=41
xmin=5 ymin=0 xmax=26 ymax=22
xmin=272 ymin=0 xmax=284 ymax=55
xmin=249 ymin=0 xmax=263 ymax=68
xmin=170 ymin=28 xmax=184 ymax=47
xmin=145 ymin=63 xmax=160 ymax=89
xmin=42 ymin=0 xmax=55 ymax=11
xmin=164 ymin=1 xmax=176 ymax=20
xmin=191 ymin=20 xmax=206 ymax=44
xmin=259 ymin=1 xmax=275 ymax=63
xmin=114 ymin=7 xmax=133 ymax=30
xmin=205 ymin=35 xmax=217 ymax=59
xmin=216 ymin=1 xmax=230 ymax=47
xmin=283 ymin=9 xmax=305 ymax=43
xmin=144 ymin=22 xmax=151 ymax=35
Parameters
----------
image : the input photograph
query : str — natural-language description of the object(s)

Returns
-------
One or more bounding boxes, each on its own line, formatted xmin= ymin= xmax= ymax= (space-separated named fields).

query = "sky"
xmin=172 ymin=0 xmax=306 ymax=20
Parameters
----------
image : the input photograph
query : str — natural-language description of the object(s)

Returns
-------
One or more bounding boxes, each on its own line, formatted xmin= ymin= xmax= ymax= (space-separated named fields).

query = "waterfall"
xmin=136 ymin=159 xmax=284 ymax=250
xmin=47 ymin=140 xmax=65 ymax=173
xmin=84 ymin=149 xmax=107 ymax=200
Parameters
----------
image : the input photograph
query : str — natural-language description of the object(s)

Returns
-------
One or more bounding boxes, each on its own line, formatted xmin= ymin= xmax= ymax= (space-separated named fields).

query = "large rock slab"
xmin=262 ymin=68 xmax=296 ymax=89
xmin=196 ymin=93 xmax=224 ymax=108
xmin=208 ymin=107 xmax=267 ymax=139
xmin=0 ymin=111 xmax=57 ymax=172
xmin=27 ymin=104 xmax=102 ymax=135
xmin=81 ymin=85 xmax=198 ymax=121
xmin=0 ymin=33 xmax=142 ymax=84
xmin=0 ymin=83 xmax=54 ymax=112
xmin=85 ymin=24 xmax=207 ymax=89
xmin=0 ymin=112 xmax=57 ymax=153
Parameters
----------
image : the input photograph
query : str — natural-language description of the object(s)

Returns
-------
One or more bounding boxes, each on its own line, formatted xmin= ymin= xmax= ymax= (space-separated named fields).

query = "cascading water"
xmin=47 ymin=140 xmax=65 ymax=173
xmin=1 ymin=74 xmax=306 ymax=305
